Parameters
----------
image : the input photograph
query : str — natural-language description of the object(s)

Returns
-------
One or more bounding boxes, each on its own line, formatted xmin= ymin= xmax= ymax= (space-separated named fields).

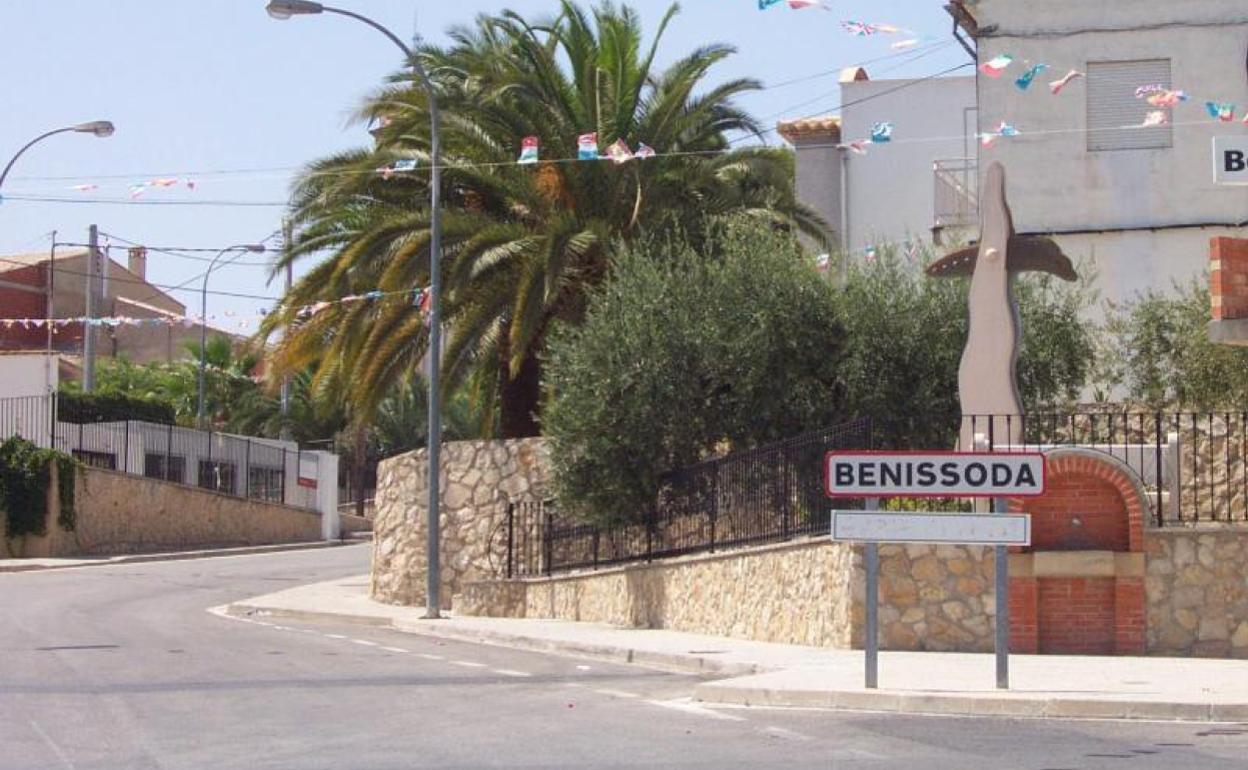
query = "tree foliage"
xmin=261 ymin=0 xmax=823 ymax=436
xmin=1101 ymin=278 xmax=1248 ymax=410
xmin=836 ymin=247 xmax=1096 ymax=449
xmin=543 ymin=220 xmax=846 ymax=524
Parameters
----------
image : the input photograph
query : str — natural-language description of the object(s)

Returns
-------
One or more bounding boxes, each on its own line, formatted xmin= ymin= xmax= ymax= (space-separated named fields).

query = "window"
xmin=144 ymin=453 xmax=185 ymax=484
xmin=248 ymin=466 xmax=285 ymax=503
xmin=72 ymin=450 xmax=116 ymax=470
xmin=198 ymin=460 xmax=237 ymax=495
xmin=1087 ymin=59 xmax=1172 ymax=151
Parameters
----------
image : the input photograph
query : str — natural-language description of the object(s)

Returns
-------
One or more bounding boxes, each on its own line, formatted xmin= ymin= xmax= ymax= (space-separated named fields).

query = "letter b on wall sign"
xmin=1214 ymin=137 xmax=1248 ymax=185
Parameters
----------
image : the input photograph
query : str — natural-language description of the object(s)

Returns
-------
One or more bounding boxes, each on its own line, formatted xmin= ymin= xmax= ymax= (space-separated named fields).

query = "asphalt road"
xmin=3 ymin=544 xmax=1248 ymax=770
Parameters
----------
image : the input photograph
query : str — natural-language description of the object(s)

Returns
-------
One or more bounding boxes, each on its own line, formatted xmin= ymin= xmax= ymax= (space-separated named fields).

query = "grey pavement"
xmin=3 ymin=547 xmax=1248 ymax=770
xmin=0 ymin=539 xmax=355 ymax=573
xmin=234 ymin=573 xmax=1248 ymax=722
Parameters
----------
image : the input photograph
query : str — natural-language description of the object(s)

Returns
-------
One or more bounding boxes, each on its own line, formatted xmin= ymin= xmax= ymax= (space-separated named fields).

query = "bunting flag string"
xmin=0 ymin=285 xmax=433 ymax=333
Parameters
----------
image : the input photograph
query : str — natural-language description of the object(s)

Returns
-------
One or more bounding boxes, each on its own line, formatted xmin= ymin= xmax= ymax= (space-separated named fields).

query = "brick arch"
xmin=1007 ymin=447 xmax=1150 ymax=552
xmin=1005 ymin=448 xmax=1149 ymax=655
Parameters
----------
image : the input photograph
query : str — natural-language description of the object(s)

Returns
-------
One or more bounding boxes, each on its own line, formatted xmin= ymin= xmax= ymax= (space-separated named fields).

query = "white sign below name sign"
xmin=1214 ymin=136 xmax=1248 ymax=186
xmin=832 ymin=511 xmax=1032 ymax=546
xmin=825 ymin=452 xmax=1046 ymax=498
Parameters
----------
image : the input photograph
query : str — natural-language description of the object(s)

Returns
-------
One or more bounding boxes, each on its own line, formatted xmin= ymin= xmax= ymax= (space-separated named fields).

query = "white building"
xmin=778 ymin=69 xmax=978 ymax=266
xmin=0 ymin=351 xmax=341 ymax=539
xmin=953 ymin=0 xmax=1248 ymax=309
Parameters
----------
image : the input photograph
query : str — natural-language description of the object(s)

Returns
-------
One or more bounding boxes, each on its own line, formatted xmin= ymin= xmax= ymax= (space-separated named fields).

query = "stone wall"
xmin=370 ymin=438 xmax=549 ymax=607
xmin=459 ymin=538 xmax=1001 ymax=651
xmin=1146 ymin=528 xmax=1248 ymax=657
xmin=3 ymin=465 xmax=323 ymax=558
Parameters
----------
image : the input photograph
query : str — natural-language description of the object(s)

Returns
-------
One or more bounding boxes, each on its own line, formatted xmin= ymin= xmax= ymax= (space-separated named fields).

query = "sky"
xmin=0 ymin=1 xmax=970 ymax=331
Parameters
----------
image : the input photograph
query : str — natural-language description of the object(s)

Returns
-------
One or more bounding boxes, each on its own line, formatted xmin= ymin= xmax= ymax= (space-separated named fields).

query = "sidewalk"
xmin=0 ymin=539 xmax=359 ymax=573
xmin=226 ymin=574 xmax=1248 ymax=722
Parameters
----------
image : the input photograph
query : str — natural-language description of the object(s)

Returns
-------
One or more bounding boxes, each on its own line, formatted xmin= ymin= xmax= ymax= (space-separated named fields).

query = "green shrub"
xmin=543 ymin=220 xmax=848 ymax=525
xmin=835 ymin=247 xmax=1095 ymax=448
xmin=57 ymin=391 xmax=175 ymax=425
xmin=0 ymin=436 xmax=76 ymax=539
xmin=1101 ymin=278 xmax=1248 ymax=410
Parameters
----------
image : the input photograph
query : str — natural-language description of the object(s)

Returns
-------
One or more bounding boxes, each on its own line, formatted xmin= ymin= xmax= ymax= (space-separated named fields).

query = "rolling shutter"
xmin=1086 ymin=59 xmax=1173 ymax=151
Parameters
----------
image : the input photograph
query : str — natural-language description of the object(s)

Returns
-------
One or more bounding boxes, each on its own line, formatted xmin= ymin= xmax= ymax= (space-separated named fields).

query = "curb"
xmin=0 ymin=539 xmax=363 ymax=573
xmin=225 ymin=600 xmax=757 ymax=677
xmin=693 ymin=681 xmax=1248 ymax=722
xmin=222 ymin=594 xmax=1248 ymax=723
xmin=393 ymin=620 xmax=761 ymax=677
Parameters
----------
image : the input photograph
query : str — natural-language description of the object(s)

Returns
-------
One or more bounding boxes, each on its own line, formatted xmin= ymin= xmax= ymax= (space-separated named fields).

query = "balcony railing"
xmin=933 ymin=158 xmax=978 ymax=237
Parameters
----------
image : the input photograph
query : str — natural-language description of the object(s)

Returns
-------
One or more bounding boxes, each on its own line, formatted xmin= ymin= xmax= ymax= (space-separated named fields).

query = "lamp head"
xmin=74 ymin=121 xmax=115 ymax=138
xmin=266 ymin=0 xmax=324 ymax=20
xmin=242 ymin=244 xmax=267 ymax=253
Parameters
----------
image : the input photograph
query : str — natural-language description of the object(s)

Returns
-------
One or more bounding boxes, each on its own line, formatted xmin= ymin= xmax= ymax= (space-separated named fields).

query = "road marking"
xmin=351 ymin=639 xmax=380 ymax=647
xmin=450 ymin=660 xmax=487 ymax=668
xmin=593 ymin=688 xmax=640 ymax=699
xmin=415 ymin=653 xmax=444 ymax=661
xmin=492 ymin=669 xmax=532 ymax=678
xmin=325 ymin=634 xmax=348 ymax=640
xmin=645 ymin=698 xmax=746 ymax=722
xmin=27 ymin=719 xmax=77 ymax=770
xmin=764 ymin=726 xmax=812 ymax=741
xmin=380 ymin=646 xmax=408 ymax=653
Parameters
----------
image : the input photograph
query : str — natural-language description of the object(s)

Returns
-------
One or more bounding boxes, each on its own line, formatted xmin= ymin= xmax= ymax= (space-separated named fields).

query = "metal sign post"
xmin=863 ymin=498 xmax=879 ymax=690
xmin=993 ymin=496 xmax=1010 ymax=690
xmin=826 ymin=451 xmax=1044 ymax=692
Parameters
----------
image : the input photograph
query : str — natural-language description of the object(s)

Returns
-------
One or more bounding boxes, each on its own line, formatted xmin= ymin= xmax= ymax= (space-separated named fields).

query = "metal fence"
xmin=0 ymin=393 xmax=315 ymax=510
xmin=964 ymin=412 xmax=1248 ymax=527
xmin=503 ymin=419 xmax=872 ymax=577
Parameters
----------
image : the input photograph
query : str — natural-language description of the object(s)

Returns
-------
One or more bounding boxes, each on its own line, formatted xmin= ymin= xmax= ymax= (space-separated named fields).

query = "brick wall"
xmin=1211 ymin=236 xmax=1248 ymax=321
xmin=0 ymin=264 xmax=48 ymax=350
xmin=1038 ymin=577 xmax=1116 ymax=654
xmin=1023 ymin=474 xmax=1129 ymax=551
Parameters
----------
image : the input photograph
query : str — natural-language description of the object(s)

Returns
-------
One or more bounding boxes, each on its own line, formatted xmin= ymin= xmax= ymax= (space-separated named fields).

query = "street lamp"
xmin=199 ymin=244 xmax=267 ymax=429
xmin=267 ymin=1 xmax=445 ymax=619
xmin=0 ymin=120 xmax=115 ymax=191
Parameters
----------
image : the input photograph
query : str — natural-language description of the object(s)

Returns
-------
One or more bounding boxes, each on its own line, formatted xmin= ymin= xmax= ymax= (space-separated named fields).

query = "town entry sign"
xmin=825 ymin=451 xmax=1046 ymax=498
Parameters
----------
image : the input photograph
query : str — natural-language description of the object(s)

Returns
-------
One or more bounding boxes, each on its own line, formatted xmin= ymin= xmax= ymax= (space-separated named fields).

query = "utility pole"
xmin=83 ymin=224 xmax=99 ymax=392
xmin=279 ymin=218 xmax=293 ymax=441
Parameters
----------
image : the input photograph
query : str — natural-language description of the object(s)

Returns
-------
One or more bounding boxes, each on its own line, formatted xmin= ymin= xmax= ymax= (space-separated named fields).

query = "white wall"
xmin=0 ymin=352 xmax=58 ymax=398
xmin=840 ymin=75 xmax=977 ymax=253
xmin=973 ymin=0 xmax=1248 ymax=308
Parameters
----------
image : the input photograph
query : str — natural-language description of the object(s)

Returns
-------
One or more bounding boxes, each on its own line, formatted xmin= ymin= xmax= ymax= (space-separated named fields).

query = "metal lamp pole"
xmin=199 ymin=244 xmax=266 ymax=428
xmin=1 ymin=122 xmax=115 ymax=393
xmin=267 ymin=0 xmax=444 ymax=619
xmin=0 ymin=121 xmax=115 ymax=192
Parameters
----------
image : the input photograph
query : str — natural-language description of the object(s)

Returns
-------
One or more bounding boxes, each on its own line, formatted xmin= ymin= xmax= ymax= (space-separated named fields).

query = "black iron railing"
xmin=0 ymin=393 xmax=317 ymax=511
xmin=503 ymin=419 xmax=872 ymax=577
xmin=964 ymin=412 xmax=1248 ymax=527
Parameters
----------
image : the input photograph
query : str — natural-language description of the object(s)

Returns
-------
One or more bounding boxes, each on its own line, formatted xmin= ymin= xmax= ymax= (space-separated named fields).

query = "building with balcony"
xmin=951 ymin=0 xmax=1248 ymax=309
xmin=777 ymin=68 xmax=977 ymax=269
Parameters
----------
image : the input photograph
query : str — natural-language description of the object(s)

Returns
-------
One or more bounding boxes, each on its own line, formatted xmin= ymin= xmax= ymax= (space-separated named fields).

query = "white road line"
xmin=27 ymin=719 xmax=77 ymax=770
xmin=325 ymin=634 xmax=348 ymax=640
xmin=764 ymin=726 xmax=812 ymax=741
xmin=351 ymin=639 xmax=380 ymax=647
xmin=492 ymin=669 xmax=533 ymax=678
xmin=593 ymin=688 xmax=640 ymax=699
xmin=380 ymin=646 xmax=408 ymax=653
xmin=415 ymin=653 xmax=444 ymax=661
xmin=450 ymin=660 xmax=487 ymax=668
xmin=645 ymin=698 xmax=747 ymax=722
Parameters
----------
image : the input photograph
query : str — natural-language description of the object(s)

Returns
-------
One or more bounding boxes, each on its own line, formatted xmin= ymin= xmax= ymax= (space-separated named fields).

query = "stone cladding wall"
xmin=370 ymin=438 xmax=549 ymax=607
xmin=1146 ymin=528 xmax=1248 ymax=658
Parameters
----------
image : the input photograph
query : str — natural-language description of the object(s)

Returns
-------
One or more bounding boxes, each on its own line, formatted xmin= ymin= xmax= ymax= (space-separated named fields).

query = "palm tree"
xmin=261 ymin=0 xmax=826 ymax=437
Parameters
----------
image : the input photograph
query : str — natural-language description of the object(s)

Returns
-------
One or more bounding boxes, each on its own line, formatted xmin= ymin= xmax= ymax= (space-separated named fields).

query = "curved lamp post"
xmin=267 ymin=0 xmax=445 ymax=619
xmin=0 ymin=121 xmax=115 ymax=191
xmin=199 ymin=244 xmax=267 ymax=428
